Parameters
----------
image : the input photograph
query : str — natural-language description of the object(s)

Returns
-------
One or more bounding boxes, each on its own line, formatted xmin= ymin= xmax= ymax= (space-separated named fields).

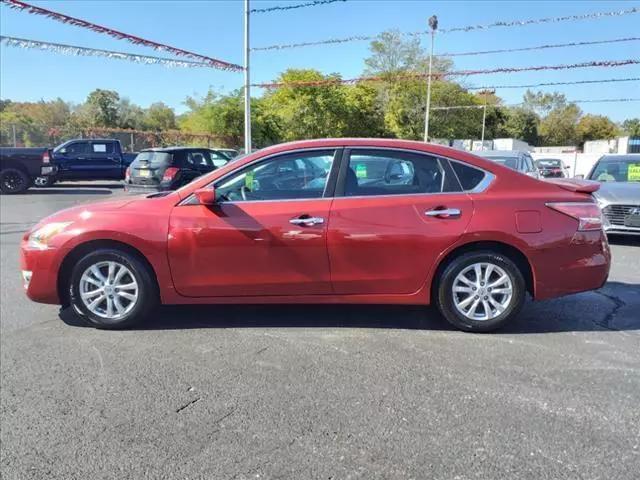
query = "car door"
xmin=53 ymin=140 xmax=91 ymax=179
xmin=86 ymin=141 xmax=121 ymax=179
xmin=327 ymin=148 xmax=474 ymax=295
xmin=167 ymin=149 xmax=339 ymax=297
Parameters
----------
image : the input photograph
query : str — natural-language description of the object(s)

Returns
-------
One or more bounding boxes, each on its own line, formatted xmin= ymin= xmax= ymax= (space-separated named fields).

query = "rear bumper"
xmin=530 ymin=230 xmax=611 ymax=300
xmin=123 ymin=182 xmax=168 ymax=194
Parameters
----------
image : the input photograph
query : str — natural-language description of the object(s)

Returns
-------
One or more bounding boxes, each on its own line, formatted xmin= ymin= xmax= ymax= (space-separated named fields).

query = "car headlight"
xmin=27 ymin=222 xmax=73 ymax=250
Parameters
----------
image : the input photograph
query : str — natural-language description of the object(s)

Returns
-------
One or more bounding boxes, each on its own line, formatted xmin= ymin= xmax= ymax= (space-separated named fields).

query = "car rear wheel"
xmin=68 ymin=249 xmax=158 ymax=329
xmin=0 ymin=168 xmax=31 ymax=194
xmin=436 ymin=251 xmax=526 ymax=332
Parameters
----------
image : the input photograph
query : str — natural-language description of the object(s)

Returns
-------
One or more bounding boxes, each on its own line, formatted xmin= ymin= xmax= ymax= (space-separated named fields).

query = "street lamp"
xmin=423 ymin=15 xmax=438 ymax=142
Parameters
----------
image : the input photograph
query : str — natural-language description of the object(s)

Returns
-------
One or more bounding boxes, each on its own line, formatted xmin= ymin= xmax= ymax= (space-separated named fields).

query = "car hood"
xmin=593 ymin=182 xmax=640 ymax=204
xmin=29 ymin=196 xmax=145 ymax=232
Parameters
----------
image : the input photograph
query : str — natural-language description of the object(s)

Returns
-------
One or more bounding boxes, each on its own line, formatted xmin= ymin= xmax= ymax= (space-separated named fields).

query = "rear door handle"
xmin=290 ymin=216 xmax=324 ymax=226
xmin=425 ymin=208 xmax=461 ymax=218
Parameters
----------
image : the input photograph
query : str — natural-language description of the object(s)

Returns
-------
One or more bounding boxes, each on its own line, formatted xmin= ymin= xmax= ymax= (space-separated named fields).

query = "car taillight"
xmin=162 ymin=167 xmax=179 ymax=182
xmin=42 ymin=151 xmax=50 ymax=164
xmin=546 ymin=202 xmax=603 ymax=231
xmin=125 ymin=167 xmax=131 ymax=182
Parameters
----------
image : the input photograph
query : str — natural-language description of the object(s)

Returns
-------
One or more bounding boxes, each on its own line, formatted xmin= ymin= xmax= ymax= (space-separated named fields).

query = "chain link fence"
xmin=0 ymin=123 xmax=224 ymax=152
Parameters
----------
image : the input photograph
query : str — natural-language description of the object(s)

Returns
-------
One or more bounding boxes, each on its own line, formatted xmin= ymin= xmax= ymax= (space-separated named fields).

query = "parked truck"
xmin=1 ymin=138 xmax=137 ymax=194
xmin=0 ymin=147 xmax=49 ymax=194
xmin=40 ymin=138 xmax=137 ymax=184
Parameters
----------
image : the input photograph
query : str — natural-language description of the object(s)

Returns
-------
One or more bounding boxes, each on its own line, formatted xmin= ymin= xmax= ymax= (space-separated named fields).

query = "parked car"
xmin=474 ymin=150 xmax=540 ymax=179
xmin=124 ymin=147 xmax=230 ymax=193
xmin=20 ymin=139 xmax=610 ymax=332
xmin=535 ymin=158 xmax=570 ymax=178
xmin=217 ymin=148 xmax=239 ymax=159
xmin=0 ymin=147 xmax=49 ymax=194
xmin=39 ymin=139 xmax=137 ymax=184
xmin=586 ymin=154 xmax=640 ymax=236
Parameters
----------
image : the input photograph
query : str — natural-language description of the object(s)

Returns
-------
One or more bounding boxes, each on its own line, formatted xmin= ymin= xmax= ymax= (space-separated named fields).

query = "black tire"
xmin=436 ymin=251 xmax=526 ymax=332
xmin=68 ymin=248 xmax=158 ymax=329
xmin=0 ymin=168 xmax=31 ymax=194
xmin=33 ymin=176 xmax=56 ymax=188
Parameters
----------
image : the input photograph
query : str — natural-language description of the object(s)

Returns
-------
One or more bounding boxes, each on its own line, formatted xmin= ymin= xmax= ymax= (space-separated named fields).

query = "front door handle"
xmin=290 ymin=216 xmax=324 ymax=226
xmin=425 ymin=208 xmax=461 ymax=218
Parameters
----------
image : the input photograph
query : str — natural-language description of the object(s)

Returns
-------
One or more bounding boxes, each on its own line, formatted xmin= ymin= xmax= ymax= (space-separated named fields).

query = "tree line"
xmin=1 ymin=31 xmax=639 ymax=149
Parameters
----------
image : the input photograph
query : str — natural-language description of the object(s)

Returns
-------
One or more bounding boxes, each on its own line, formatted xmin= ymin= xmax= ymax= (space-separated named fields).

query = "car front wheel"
xmin=69 ymin=249 xmax=158 ymax=329
xmin=436 ymin=251 xmax=526 ymax=332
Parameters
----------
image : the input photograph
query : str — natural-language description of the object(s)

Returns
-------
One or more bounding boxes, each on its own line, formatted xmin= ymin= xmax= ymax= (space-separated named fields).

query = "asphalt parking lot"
xmin=1 ymin=182 xmax=638 ymax=480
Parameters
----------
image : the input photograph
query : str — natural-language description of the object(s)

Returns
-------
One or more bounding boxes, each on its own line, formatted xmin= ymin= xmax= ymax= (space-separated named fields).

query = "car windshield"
xmin=485 ymin=156 xmax=518 ymax=169
xmin=589 ymin=157 xmax=640 ymax=183
xmin=133 ymin=151 xmax=172 ymax=166
xmin=536 ymin=159 xmax=562 ymax=168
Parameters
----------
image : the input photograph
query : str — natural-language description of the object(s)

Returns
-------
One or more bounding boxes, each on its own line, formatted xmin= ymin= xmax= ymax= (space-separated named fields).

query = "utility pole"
xmin=423 ymin=15 xmax=438 ymax=143
xmin=12 ymin=124 xmax=17 ymax=147
xmin=243 ymin=0 xmax=252 ymax=154
xmin=479 ymin=88 xmax=495 ymax=147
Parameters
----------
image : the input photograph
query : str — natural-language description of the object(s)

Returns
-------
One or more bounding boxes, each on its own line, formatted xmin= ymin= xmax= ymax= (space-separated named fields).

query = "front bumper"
xmin=20 ymin=241 xmax=64 ymax=304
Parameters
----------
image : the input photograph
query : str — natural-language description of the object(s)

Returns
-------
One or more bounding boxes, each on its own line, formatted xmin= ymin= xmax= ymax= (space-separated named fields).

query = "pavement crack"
xmin=595 ymin=291 xmax=627 ymax=330
xmin=175 ymin=397 xmax=201 ymax=413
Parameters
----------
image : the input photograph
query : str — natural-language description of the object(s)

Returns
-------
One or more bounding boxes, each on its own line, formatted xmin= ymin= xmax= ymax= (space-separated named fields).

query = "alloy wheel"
xmin=79 ymin=261 xmax=139 ymax=319
xmin=452 ymin=262 xmax=514 ymax=321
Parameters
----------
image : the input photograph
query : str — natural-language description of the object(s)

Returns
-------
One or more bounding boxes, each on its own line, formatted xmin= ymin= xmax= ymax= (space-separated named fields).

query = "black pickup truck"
xmin=40 ymin=138 xmax=137 ymax=183
xmin=0 ymin=147 xmax=48 ymax=194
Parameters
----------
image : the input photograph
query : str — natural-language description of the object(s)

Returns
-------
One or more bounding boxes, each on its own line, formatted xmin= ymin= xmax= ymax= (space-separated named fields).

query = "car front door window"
xmin=216 ymin=150 xmax=336 ymax=202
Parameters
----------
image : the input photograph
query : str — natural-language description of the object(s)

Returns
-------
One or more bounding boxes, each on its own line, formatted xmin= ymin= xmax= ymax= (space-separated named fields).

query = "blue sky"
xmin=1 ymin=0 xmax=638 ymax=120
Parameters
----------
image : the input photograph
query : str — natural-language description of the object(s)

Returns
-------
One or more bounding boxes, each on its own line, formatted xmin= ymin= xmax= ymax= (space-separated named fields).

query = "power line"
xmin=0 ymin=36 xmax=217 ymax=69
xmin=252 ymin=6 xmax=639 ymax=51
xmin=251 ymin=0 xmax=346 ymax=14
xmin=439 ymin=37 xmax=640 ymax=58
xmin=0 ymin=0 xmax=242 ymax=71
xmin=252 ymin=59 xmax=640 ymax=88
xmin=431 ymin=98 xmax=640 ymax=111
xmin=467 ymin=77 xmax=640 ymax=90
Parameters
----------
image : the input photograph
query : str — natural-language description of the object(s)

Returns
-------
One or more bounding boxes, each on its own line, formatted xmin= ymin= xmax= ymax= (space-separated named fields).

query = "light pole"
xmin=423 ymin=15 xmax=438 ymax=143
xmin=243 ymin=0 xmax=251 ymax=154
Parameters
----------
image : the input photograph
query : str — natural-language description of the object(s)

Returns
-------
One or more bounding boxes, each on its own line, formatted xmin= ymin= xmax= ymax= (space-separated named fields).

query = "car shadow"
xmin=26 ymin=188 xmax=113 ymax=195
xmin=59 ymin=280 xmax=639 ymax=334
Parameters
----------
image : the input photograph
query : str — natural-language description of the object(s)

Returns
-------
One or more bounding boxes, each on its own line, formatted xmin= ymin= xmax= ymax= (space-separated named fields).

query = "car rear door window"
xmin=342 ymin=149 xmax=460 ymax=197
xmin=210 ymin=151 xmax=230 ymax=168
xmin=215 ymin=150 xmax=336 ymax=202
xmin=91 ymin=142 xmax=114 ymax=154
xmin=450 ymin=161 xmax=486 ymax=191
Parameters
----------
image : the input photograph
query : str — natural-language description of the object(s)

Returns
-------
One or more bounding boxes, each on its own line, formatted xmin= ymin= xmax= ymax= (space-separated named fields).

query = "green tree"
xmin=342 ymin=83 xmax=386 ymax=137
xmin=263 ymin=69 xmax=349 ymax=141
xmin=498 ymin=107 xmax=539 ymax=145
xmin=621 ymin=118 xmax=640 ymax=137
xmin=384 ymin=80 xmax=484 ymax=140
xmin=117 ymin=98 xmax=145 ymax=130
xmin=539 ymin=104 xmax=582 ymax=146
xmin=364 ymin=29 xmax=451 ymax=76
xmin=84 ymin=89 xmax=120 ymax=127
xmin=143 ymin=102 xmax=177 ymax=131
xmin=576 ymin=114 xmax=618 ymax=145
xmin=523 ymin=90 xmax=567 ymax=116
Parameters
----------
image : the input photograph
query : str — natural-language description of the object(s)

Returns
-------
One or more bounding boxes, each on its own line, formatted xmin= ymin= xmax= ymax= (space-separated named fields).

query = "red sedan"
xmin=20 ymin=139 xmax=610 ymax=332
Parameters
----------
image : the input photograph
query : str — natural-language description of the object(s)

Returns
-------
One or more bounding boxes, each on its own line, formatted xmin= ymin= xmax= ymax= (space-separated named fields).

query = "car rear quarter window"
xmin=450 ymin=161 xmax=486 ymax=191
xmin=343 ymin=149 xmax=460 ymax=197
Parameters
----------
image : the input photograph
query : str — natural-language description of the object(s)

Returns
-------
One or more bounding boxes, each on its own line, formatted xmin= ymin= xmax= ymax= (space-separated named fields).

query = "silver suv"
xmin=473 ymin=150 xmax=540 ymax=179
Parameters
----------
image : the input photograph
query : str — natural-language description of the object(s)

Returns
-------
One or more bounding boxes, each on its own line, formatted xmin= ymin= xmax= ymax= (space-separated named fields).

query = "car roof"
xmin=473 ymin=150 xmax=528 ymax=158
xmin=599 ymin=154 xmax=640 ymax=161
xmin=140 ymin=146 xmax=220 ymax=152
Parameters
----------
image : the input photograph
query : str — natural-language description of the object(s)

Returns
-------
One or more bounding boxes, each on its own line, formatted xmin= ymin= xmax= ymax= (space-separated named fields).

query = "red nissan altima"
xmin=20 ymin=139 xmax=610 ymax=332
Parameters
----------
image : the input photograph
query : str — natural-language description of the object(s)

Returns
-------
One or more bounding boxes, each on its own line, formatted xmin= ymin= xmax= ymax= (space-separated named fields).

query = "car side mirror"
xmin=194 ymin=187 xmax=216 ymax=205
